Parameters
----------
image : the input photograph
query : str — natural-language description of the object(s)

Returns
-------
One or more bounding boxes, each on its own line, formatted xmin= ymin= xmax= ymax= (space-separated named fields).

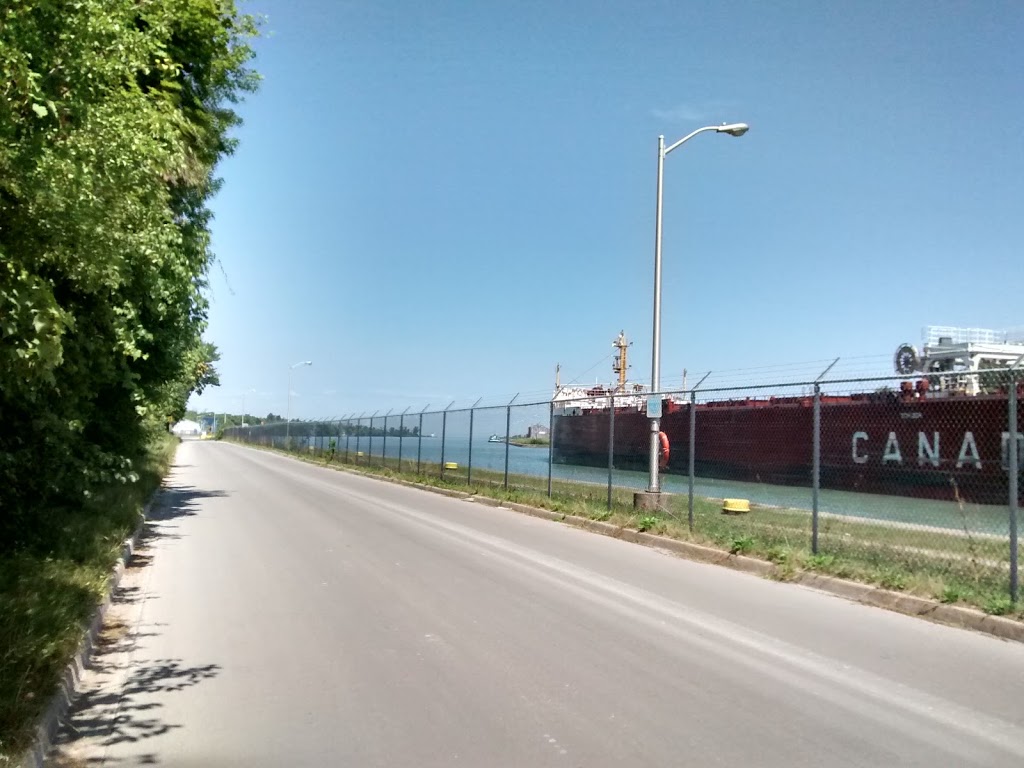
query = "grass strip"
xmin=0 ymin=432 xmax=178 ymax=763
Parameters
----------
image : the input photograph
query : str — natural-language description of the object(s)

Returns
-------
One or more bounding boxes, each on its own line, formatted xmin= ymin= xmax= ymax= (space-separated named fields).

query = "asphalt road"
xmin=51 ymin=440 xmax=1024 ymax=767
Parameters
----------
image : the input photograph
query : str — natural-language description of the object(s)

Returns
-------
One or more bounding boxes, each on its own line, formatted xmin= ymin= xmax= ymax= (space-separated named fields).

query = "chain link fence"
xmin=225 ymin=368 xmax=1022 ymax=604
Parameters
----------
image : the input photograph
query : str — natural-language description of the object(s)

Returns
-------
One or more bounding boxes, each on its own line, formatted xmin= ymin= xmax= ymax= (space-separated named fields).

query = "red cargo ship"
xmin=552 ymin=329 xmax=1023 ymax=505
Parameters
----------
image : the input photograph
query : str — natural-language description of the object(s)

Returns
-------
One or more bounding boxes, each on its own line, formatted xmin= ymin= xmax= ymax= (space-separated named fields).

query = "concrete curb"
xmin=18 ymin=494 xmax=159 ymax=768
xmin=244 ymin=447 xmax=1024 ymax=644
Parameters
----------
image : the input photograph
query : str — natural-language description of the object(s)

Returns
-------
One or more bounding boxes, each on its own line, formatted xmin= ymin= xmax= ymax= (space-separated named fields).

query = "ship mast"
xmin=612 ymin=331 xmax=630 ymax=393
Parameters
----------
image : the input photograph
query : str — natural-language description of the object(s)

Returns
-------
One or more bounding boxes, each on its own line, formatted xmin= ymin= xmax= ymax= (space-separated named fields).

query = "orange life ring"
xmin=658 ymin=431 xmax=670 ymax=469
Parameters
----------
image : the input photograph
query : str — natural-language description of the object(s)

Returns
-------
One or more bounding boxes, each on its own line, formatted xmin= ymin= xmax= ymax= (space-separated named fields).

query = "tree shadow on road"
xmin=50 ymin=582 xmax=222 ymax=764
xmin=48 ymin=485 xmax=229 ymax=765
xmin=52 ymin=642 xmax=221 ymax=765
xmin=148 ymin=485 xmax=227 ymax=523
xmin=134 ymin=486 xmax=229 ymax=546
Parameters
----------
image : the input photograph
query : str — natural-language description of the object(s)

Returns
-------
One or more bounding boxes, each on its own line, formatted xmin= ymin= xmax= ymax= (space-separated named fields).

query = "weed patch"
xmin=984 ymin=596 xmax=1014 ymax=616
xmin=637 ymin=516 xmax=660 ymax=533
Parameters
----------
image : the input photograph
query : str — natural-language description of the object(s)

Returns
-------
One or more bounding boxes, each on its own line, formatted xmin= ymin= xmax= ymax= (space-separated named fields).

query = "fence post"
xmin=687 ymin=372 xmax=711 ymax=532
xmin=810 ymin=360 xmax=838 ymax=556
xmin=608 ymin=393 xmax=616 ymax=511
xmin=468 ymin=406 xmax=474 ymax=485
xmin=504 ymin=406 xmax=510 ymax=489
xmin=1010 ymin=365 xmax=1020 ymax=603
xmin=688 ymin=390 xmax=696 ymax=532
xmin=368 ymin=412 xmax=378 ymax=467
xmin=547 ymin=401 xmax=554 ymax=497
xmin=398 ymin=411 xmax=405 ymax=470
xmin=417 ymin=406 xmax=428 ymax=474
xmin=468 ymin=398 xmax=482 ymax=486
xmin=355 ymin=414 xmax=363 ymax=463
xmin=441 ymin=409 xmax=448 ymax=480
xmin=382 ymin=411 xmax=388 ymax=468
xmin=504 ymin=394 xmax=517 ymax=490
xmin=812 ymin=382 xmax=821 ymax=555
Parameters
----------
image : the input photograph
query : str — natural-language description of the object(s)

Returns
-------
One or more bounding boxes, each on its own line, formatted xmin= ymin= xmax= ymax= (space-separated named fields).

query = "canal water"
xmin=295 ymin=433 xmax=1011 ymax=537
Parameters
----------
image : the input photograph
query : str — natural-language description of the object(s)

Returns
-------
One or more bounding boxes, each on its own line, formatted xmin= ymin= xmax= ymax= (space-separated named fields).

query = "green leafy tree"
xmin=0 ymin=0 xmax=258 ymax=546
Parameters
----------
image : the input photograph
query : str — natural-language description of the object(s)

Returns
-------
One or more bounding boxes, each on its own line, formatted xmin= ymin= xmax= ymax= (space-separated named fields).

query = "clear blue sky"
xmin=189 ymin=0 xmax=1024 ymax=419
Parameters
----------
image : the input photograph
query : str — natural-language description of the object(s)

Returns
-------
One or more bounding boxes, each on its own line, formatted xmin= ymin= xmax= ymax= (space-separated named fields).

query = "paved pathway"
xmin=51 ymin=440 xmax=1024 ymax=766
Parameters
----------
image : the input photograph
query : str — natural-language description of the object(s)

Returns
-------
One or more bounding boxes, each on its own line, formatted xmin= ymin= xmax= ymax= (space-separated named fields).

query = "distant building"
xmin=171 ymin=419 xmax=201 ymax=436
xmin=527 ymin=424 xmax=549 ymax=439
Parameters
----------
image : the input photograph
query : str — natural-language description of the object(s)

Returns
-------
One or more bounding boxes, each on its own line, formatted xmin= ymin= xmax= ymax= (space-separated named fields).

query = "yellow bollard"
xmin=722 ymin=498 xmax=751 ymax=515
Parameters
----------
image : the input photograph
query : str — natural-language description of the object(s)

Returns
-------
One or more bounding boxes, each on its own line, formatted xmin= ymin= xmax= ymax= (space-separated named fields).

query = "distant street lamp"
xmin=240 ymin=388 xmax=256 ymax=427
xmin=285 ymin=360 xmax=313 ymax=441
xmin=645 ymin=123 xmax=748 ymax=501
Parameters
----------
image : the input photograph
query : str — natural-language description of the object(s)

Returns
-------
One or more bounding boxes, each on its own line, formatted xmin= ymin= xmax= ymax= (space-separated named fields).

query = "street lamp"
xmin=285 ymin=360 xmax=312 ymax=441
xmin=240 ymin=388 xmax=256 ymax=427
xmin=645 ymin=123 xmax=748 ymax=501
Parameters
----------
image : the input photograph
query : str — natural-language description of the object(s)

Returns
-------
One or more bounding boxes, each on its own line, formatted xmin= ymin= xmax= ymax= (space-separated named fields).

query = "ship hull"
xmin=552 ymin=394 xmax=1022 ymax=505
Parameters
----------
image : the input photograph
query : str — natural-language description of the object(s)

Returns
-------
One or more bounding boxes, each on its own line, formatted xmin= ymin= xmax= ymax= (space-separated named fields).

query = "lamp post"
xmin=240 ymin=388 xmax=256 ymax=428
xmin=285 ymin=360 xmax=312 ymax=442
xmin=644 ymin=123 xmax=748 ymax=501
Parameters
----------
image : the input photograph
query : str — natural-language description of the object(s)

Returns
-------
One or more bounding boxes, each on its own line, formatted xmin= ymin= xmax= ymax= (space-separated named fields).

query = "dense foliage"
xmin=0 ymin=1 xmax=258 ymax=547
xmin=184 ymin=410 xmax=286 ymax=426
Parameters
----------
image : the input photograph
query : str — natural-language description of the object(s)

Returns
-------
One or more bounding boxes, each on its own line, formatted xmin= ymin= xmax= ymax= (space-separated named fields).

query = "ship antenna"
xmin=612 ymin=331 xmax=630 ymax=393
